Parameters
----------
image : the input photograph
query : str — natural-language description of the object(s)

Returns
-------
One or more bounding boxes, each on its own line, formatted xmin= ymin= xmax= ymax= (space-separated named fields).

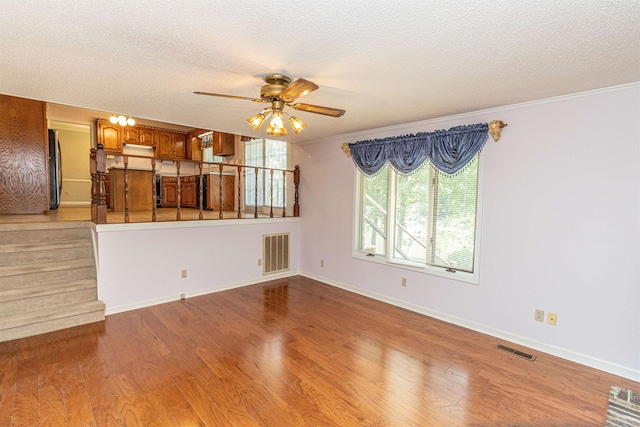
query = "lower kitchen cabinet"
xmin=181 ymin=176 xmax=197 ymax=208
xmin=109 ymin=168 xmax=154 ymax=212
xmin=161 ymin=177 xmax=178 ymax=207
xmin=206 ymin=174 xmax=235 ymax=211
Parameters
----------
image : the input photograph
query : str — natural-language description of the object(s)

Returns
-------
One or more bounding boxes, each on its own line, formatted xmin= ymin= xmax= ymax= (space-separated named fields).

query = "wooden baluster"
xmin=198 ymin=162 xmax=204 ymax=220
xmin=176 ymin=161 xmax=181 ymax=221
xmin=123 ymin=156 xmax=130 ymax=223
xmin=254 ymin=167 xmax=259 ymax=218
xmin=269 ymin=169 xmax=274 ymax=218
xmin=218 ymin=163 xmax=224 ymax=219
xmin=90 ymin=148 xmax=97 ymax=222
xmin=282 ymin=170 xmax=287 ymax=218
xmin=293 ymin=165 xmax=300 ymax=217
xmin=151 ymin=158 xmax=157 ymax=222
xmin=95 ymin=144 xmax=107 ymax=224
xmin=237 ymin=165 xmax=242 ymax=219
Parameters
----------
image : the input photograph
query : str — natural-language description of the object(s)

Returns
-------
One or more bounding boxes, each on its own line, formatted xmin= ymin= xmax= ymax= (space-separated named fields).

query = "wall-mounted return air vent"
xmin=496 ymin=344 xmax=537 ymax=361
xmin=263 ymin=233 xmax=290 ymax=275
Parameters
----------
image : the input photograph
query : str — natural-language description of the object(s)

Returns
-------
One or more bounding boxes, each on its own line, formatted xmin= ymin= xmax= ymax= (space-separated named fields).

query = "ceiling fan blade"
xmin=279 ymin=79 xmax=319 ymax=102
xmin=291 ymin=103 xmax=345 ymax=117
xmin=193 ymin=91 xmax=265 ymax=103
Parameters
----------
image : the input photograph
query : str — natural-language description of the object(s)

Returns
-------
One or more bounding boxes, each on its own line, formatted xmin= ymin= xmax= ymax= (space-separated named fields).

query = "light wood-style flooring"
xmin=0 ymin=207 xmax=269 ymax=224
xmin=0 ymin=276 xmax=637 ymax=426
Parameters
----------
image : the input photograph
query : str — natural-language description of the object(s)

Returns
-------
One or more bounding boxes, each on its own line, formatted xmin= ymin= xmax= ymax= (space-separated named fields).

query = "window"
xmin=356 ymin=155 xmax=481 ymax=280
xmin=200 ymin=132 xmax=223 ymax=164
xmin=244 ymin=138 xmax=288 ymax=210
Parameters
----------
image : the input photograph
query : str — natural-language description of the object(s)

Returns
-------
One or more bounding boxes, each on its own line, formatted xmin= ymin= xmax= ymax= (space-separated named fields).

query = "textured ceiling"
xmin=1 ymin=1 xmax=639 ymax=143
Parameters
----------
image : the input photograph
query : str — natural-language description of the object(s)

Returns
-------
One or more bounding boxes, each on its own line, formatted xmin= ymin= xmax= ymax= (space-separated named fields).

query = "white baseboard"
xmin=299 ymin=271 xmax=640 ymax=382
xmin=104 ymin=270 xmax=299 ymax=316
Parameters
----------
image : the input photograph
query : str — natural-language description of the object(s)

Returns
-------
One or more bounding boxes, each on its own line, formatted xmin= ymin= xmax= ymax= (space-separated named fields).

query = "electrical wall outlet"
xmin=547 ymin=312 xmax=557 ymax=326
xmin=258 ymin=258 xmax=262 ymax=266
xmin=321 ymin=260 xmax=324 ymax=267
xmin=180 ymin=293 xmax=185 ymax=301
xmin=535 ymin=309 xmax=544 ymax=322
xmin=401 ymin=277 xmax=407 ymax=287
xmin=181 ymin=269 xmax=187 ymax=278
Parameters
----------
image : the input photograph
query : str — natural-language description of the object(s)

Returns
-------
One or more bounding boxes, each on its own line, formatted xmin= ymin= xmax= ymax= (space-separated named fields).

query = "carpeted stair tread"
xmin=0 ymin=279 xmax=96 ymax=300
xmin=0 ymin=221 xmax=90 ymax=231
xmin=0 ymin=258 xmax=95 ymax=278
xmin=0 ymin=266 xmax=95 ymax=290
xmin=0 ymin=300 xmax=105 ymax=330
xmin=0 ymin=221 xmax=104 ymax=342
xmin=0 ymin=239 xmax=92 ymax=254
xmin=0 ymin=304 xmax=105 ymax=343
xmin=0 ymin=222 xmax=92 ymax=245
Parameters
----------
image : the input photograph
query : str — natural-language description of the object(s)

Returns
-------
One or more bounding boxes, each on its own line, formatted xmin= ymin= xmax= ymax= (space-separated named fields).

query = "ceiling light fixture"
xmin=288 ymin=116 xmax=307 ymax=135
xmin=197 ymin=73 xmax=345 ymax=138
xmin=247 ymin=99 xmax=307 ymax=137
xmin=109 ymin=114 xmax=136 ymax=126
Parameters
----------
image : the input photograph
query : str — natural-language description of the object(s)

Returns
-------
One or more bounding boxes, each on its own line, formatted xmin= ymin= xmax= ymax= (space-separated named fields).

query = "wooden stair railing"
xmin=90 ymin=144 xmax=300 ymax=224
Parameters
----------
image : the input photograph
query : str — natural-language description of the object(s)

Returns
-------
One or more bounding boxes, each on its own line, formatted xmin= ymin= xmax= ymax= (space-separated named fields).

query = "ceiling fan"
xmin=194 ymin=73 xmax=345 ymax=136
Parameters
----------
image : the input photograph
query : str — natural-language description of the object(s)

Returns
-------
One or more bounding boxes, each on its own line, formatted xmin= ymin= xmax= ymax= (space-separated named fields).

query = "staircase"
xmin=0 ymin=221 xmax=105 ymax=342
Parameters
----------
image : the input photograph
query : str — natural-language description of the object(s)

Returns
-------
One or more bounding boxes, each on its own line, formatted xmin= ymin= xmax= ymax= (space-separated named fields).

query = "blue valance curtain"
xmin=348 ymin=123 xmax=489 ymax=175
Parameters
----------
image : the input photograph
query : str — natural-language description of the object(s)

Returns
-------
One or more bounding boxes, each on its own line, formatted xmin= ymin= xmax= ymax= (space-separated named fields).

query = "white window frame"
xmin=352 ymin=152 xmax=485 ymax=285
xmin=243 ymin=138 xmax=289 ymax=215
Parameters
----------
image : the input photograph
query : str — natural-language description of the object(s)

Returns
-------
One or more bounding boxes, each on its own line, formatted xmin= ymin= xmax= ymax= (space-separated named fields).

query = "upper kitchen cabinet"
xmin=186 ymin=128 xmax=206 ymax=161
xmin=156 ymin=130 xmax=186 ymax=159
xmin=97 ymin=120 xmax=122 ymax=153
xmin=122 ymin=126 xmax=155 ymax=146
xmin=212 ymin=132 xmax=235 ymax=156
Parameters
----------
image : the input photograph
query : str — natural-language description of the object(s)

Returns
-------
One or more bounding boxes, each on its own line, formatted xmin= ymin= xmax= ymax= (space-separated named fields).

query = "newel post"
xmin=95 ymin=143 xmax=107 ymax=224
xmin=293 ymin=165 xmax=300 ymax=217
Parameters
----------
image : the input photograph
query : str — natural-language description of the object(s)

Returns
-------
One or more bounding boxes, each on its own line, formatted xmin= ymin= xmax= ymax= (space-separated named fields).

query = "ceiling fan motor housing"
xmin=260 ymin=74 xmax=292 ymax=100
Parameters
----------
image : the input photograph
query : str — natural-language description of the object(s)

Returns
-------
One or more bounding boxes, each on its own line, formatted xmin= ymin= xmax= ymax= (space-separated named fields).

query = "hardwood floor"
xmin=0 ymin=207 xmax=269 ymax=225
xmin=0 ymin=276 xmax=637 ymax=426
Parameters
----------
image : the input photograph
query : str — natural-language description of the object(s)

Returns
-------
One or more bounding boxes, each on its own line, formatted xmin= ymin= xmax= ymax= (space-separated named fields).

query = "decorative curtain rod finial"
xmin=489 ymin=120 xmax=507 ymax=142
xmin=341 ymin=143 xmax=351 ymax=157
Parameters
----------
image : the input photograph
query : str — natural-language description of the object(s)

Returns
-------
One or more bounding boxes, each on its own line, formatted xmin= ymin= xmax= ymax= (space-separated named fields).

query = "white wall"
xmin=293 ymin=83 xmax=640 ymax=380
xmin=49 ymin=122 xmax=92 ymax=206
xmin=95 ymin=219 xmax=301 ymax=313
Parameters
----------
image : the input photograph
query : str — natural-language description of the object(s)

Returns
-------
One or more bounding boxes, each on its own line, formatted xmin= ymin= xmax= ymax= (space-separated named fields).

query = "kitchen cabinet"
xmin=97 ymin=120 xmax=122 ymax=153
xmin=161 ymin=176 xmax=178 ymax=207
xmin=157 ymin=131 xmax=186 ymax=159
xmin=206 ymin=174 xmax=235 ymax=211
xmin=188 ymin=136 xmax=202 ymax=161
xmin=109 ymin=168 xmax=154 ymax=212
xmin=212 ymin=132 xmax=235 ymax=156
xmin=180 ymin=176 xmax=197 ymax=208
xmin=123 ymin=126 xmax=155 ymax=146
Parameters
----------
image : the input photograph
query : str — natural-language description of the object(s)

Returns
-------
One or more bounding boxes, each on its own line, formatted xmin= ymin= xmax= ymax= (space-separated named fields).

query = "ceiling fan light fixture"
xmin=289 ymin=116 xmax=307 ymax=134
xmin=109 ymin=114 xmax=119 ymax=124
xmin=117 ymin=115 xmax=127 ymax=126
xmin=266 ymin=122 xmax=288 ymax=137
xmin=247 ymin=110 xmax=269 ymax=130
xmin=270 ymin=110 xmax=285 ymax=130
xmin=126 ymin=117 xmax=135 ymax=126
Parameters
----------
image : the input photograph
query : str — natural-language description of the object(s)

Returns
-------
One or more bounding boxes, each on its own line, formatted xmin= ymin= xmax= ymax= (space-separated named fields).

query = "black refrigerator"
xmin=48 ymin=129 xmax=62 ymax=210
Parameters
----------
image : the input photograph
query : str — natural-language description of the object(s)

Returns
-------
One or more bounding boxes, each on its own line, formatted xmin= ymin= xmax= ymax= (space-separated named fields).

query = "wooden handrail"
xmin=90 ymin=145 xmax=300 ymax=224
